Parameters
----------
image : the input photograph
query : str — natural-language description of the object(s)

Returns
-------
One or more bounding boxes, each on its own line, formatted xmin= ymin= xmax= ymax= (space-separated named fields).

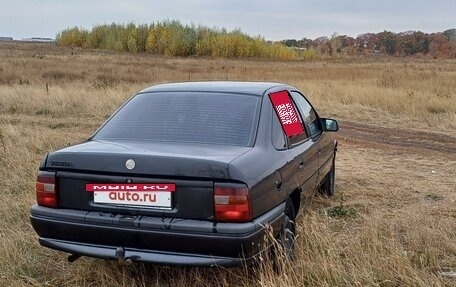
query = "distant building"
xmin=0 ymin=36 xmax=13 ymax=42
xmin=21 ymin=37 xmax=55 ymax=43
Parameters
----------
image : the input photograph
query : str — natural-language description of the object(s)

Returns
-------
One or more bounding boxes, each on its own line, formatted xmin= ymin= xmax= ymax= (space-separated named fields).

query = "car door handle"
xmin=299 ymin=160 xmax=304 ymax=168
xmin=318 ymin=149 xmax=322 ymax=155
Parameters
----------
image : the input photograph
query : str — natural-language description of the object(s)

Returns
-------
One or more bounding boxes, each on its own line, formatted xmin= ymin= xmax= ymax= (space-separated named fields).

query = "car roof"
xmin=138 ymin=81 xmax=289 ymax=96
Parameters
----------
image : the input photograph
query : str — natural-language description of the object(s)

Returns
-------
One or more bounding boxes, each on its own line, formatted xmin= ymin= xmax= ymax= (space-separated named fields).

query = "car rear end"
xmin=30 ymin=89 xmax=284 ymax=266
xmin=32 ymin=172 xmax=281 ymax=266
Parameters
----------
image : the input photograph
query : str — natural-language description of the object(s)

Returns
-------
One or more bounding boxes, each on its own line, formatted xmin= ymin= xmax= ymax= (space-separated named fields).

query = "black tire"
xmin=320 ymin=157 xmax=336 ymax=197
xmin=267 ymin=199 xmax=296 ymax=272
xmin=278 ymin=199 xmax=296 ymax=260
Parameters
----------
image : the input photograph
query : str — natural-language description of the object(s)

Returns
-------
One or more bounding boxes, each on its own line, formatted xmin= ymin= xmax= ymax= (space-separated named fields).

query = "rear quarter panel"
xmin=229 ymin=87 xmax=298 ymax=218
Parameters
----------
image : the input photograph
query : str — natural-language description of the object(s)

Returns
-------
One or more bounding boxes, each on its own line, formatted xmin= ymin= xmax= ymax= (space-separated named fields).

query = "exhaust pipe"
xmin=68 ymin=254 xmax=81 ymax=263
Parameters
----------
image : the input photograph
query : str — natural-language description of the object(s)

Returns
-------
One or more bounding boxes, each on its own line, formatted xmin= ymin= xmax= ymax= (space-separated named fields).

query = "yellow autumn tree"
xmin=57 ymin=21 xmax=296 ymax=60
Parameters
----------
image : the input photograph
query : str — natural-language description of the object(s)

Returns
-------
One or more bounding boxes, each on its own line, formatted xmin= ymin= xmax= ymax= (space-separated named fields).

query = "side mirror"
xmin=322 ymin=118 xmax=339 ymax=132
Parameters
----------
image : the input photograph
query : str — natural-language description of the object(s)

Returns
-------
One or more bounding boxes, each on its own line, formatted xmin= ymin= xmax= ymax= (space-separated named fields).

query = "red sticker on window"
xmin=269 ymin=91 xmax=304 ymax=136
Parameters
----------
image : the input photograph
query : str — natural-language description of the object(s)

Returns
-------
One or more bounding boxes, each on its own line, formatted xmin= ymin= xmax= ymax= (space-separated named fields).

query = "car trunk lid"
xmin=46 ymin=140 xmax=250 ymax=178
xmin=44 ymin=140 xmax=251 ymax=220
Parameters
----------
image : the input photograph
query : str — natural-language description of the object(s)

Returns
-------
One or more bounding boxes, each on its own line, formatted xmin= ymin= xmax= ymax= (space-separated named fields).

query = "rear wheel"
xmin=320 ymin=156 xmax=336 ymax=197
xmin=263 ymin=199 xmax=296 ymax=272
xmin=278 ymin=199 xmax=296 ymax=259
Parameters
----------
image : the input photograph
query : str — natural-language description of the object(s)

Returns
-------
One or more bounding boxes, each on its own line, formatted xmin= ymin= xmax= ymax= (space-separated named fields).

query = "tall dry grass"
xmin=0 ymin=42 xmax=455 ymax=286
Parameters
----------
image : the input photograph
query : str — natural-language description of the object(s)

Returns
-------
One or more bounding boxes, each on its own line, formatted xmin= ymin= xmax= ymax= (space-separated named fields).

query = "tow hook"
xmin=115 ymin=247 xmax=132 ymax=265
xmin=68 ymin=254 xmax=81 ymax=263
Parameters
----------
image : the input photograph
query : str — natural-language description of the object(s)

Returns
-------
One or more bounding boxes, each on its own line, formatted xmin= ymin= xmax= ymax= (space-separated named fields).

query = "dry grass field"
xmin=0 ymin=42 xmax=455 ymax=287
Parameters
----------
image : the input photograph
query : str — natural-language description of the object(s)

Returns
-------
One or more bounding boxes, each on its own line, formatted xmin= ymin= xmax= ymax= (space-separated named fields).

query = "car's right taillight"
xmin=36 ymin=171 xmax=58 ymax=208
xmin=214 ymin=183 xmax=252 ymax=222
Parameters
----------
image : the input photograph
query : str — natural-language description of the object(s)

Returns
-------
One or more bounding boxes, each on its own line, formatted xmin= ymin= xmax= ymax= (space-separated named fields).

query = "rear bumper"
xmin=30 ymin=202 xmax=285 ymax=267
xmin=40 ymin=238 xmax=244 ymax=266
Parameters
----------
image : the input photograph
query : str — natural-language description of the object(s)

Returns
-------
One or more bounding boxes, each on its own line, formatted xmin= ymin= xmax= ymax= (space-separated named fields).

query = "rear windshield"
xmin=93 ymin=92 xmax=260 ymax=147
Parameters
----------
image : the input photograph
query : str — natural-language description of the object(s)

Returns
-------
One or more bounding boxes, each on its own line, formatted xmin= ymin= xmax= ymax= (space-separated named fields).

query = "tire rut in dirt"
xmin=338 ymin=120 xmax=456 ymax=154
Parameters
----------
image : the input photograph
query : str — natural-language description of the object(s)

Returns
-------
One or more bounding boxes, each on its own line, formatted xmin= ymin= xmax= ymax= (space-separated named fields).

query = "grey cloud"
xmin=0 ymin=0 xmax=454 ymax=40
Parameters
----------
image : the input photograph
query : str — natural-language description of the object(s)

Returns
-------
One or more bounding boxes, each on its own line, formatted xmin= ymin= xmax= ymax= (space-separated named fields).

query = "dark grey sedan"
xmin=31 ymin=81 xmax=338 ymax=266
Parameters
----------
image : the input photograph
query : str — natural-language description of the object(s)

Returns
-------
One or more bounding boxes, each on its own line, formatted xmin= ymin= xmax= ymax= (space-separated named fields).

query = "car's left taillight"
xmin=36 ymin=171 xmax=58 ymax=208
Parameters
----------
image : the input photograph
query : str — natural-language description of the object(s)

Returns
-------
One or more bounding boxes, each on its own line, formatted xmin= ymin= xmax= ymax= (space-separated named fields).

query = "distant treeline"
xmin=56 ymin=21 xmax=295 ymax=60
xmin=281 ymin=29 xmax=456 ymax=58
xmin=57 ymin=22 xmax=456 ymax=59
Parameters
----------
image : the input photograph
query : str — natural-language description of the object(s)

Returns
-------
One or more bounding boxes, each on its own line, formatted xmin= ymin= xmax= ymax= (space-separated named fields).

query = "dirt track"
xmin=338 ymin=120 xmax=456 ymax=155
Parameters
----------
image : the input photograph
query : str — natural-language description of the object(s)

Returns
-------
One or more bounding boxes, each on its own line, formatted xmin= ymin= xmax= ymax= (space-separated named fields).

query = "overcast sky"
xmin=1 ymin=0 xmax=454 ymax=40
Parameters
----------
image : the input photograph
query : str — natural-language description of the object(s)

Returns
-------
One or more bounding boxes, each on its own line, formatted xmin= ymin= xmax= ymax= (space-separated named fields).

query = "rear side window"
xmin=94 ymin=92 xmax=260 ymax=147
xmin=269 ymin=90 xmax=307 ymax=145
